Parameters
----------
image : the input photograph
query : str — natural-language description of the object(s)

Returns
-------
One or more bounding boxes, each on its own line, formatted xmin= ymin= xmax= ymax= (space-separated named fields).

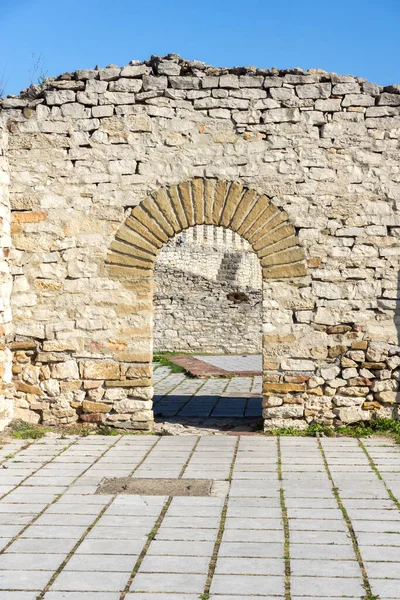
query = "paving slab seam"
xmin=317 ymin=438 xmax=376 ymax=600
xmin=277 ymin=437 xmax=291 ymax=600
xmin=153 ymin=374 xmax=193 ymax=412
xmin=0 ymin=436 xmax=86 ymax=558
xmin=0 ymin=439 xmax=73 ymax=502
xmin=119 ymin=436 xmax=202 ymax=599
xmin=175 ymin=379 xmax=210 ymax=417
xmin=0 ymin=439 xmax=36 ymax=467
xmin=206 ymin=378 xmax=232 ymax=419
xmin=36 ymin=435 xmax=161 ymax=599
xmin=358 ymin=439 xmax=400 ymax=511
xmin=152 ymin=365 xmax=176 ymax=385
xmin=203 ymin=435 xmax=240 ymax=597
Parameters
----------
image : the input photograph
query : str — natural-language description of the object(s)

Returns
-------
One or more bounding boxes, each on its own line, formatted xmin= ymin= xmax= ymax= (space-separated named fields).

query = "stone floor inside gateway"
xmin=0 ymin=433 xmax=399 ymax=599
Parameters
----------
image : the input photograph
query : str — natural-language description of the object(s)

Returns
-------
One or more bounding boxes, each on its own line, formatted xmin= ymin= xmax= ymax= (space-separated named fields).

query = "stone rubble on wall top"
xmin=3 ymin=54 xmax=399 ymax=106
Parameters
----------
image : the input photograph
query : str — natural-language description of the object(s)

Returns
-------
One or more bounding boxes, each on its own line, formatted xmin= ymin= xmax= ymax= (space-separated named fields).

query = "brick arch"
xmin=106 ymin=178 xmax=307 ymax=280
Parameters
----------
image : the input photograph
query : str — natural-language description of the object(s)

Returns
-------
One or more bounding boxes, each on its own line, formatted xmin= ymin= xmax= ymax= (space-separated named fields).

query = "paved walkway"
xmin=153 ymin=368 xmax=262 ymax=419
xmin=0 ymin=434 xmax=399 ymax=598
xmin=195 ymin=355 xmax=263 ymax=373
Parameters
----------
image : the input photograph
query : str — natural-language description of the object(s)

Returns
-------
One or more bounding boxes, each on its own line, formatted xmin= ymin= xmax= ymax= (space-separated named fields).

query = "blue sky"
xmin=0 ymin=0 xmax=399 ymax=96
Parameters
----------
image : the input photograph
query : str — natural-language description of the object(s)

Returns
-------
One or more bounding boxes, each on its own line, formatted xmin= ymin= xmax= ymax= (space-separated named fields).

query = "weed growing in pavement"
xmin=9 ymin=420 xmax=49 ymax=440
xmin=265 ymin=418 xmax=400 ymax=443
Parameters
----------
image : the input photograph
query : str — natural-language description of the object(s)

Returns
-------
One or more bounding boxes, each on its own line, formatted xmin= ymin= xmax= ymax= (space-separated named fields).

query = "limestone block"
xmin=115 ymin=399 xmax=153 ymax=413
xmin=92 ymin=105 xmax=114 ymax=118
xmin=102 ymin=92 xmax=136 ymax=105
xmin=41 ymin=379 xmax=60 ymax=397
xmin=342 ymin=94 xmax=374 ymax=107
xmin=50 ymin=360 xmax=79 ymax=380
xmin=82 ymin=400 xmax=109 ymax=414
xmin=377 ymin=93 xmax=400 ymax=106
xmin=75 ymin=69 xmax=98 ymax=80
xmin=82 ymin=361 xmax=120 ymax=380
xmin=109 ymin=79 xmax=142 ymax=93
xmin=44 ymin=90 xmax=76 ymax=105
xmin=296 ymin=83 xmax=331 ymax=99
xmin=262 ymin=108 xmax=300 ymax=123
xmin=334 ymin=407 xmax=371 ymax=423
xmin=263 ymin=404 xmax=304 ymax=418
xmin=332 ymin=83 xmax=360 ymax=94
xmin=99 ymin=66 xmax=121 ymax=81
xmin=120 ymin=64 xmax=151 ymax=78
xmin=14 ymin=407 xmax=40 ymax=424
xmin=219 ymin=74 xmax=240 ymax=89
xmin=61 ymin=103 xmax=91 ymax=119
xmin=169 ymin=76 xmax=200 ymax=90
xmin=320 ymin=365 xmax=341 ymax=380
xmin=280 ymin=359 xmax=315 ymax=371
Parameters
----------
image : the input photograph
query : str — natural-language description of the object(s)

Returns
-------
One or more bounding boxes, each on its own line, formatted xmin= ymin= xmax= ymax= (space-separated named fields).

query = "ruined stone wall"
xmin=0 ymin=119 xmax=13 ymax=428
xmin=0 ymin=55 xmax=400 ymax=430
xmin=155 ymin=226 xmax=262 ymax=288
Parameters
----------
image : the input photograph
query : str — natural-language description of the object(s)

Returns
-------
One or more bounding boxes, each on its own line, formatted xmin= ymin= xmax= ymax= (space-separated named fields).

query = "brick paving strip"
xmin=168 ymin=355 xmax=261 ymax=378
xmin=0 ymin=434 xmax=398 ymax=598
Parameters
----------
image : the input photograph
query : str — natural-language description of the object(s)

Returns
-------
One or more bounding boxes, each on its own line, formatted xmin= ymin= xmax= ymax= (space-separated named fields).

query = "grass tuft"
xmin=266 ymin=418 xmax=400 ymax=443
xmin=9 ymin=420 xmax=49 ymax=440
xmin=153 ymin=353 xmax=187 ymax=374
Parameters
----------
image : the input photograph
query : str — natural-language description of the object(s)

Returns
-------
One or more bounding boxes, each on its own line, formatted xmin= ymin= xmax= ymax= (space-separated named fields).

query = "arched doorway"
xmin=105 ymin=178 xmax=308 ymax=431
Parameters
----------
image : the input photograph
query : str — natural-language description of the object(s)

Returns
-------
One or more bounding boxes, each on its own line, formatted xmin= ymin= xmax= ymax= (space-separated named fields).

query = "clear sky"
xmin=0 ymin=0 xmax=399 ymax=96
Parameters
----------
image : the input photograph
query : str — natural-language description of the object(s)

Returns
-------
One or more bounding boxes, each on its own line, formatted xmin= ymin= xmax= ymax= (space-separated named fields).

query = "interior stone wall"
xmin=153 ymin=225 xmax=262 ymax=354
xmin=0 ymin=55 xmax=399 ymax=430
xmin=153 ymin=267 xmax=262 ymax=354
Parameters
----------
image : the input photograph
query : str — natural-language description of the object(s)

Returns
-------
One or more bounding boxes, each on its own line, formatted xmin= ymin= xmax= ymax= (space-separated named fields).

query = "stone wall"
xmin=0 ymin=118 xmax=13 ymax=428
xmin=0 ymin=54 xmax=399 ymax=430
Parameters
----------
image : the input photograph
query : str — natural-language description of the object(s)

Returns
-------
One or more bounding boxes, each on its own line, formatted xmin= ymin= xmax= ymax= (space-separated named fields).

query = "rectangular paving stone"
xmin=219 ymin=542 xmax=284 ymax=557
xmin=50 ymin=571 xmax=129 ymax=592
xmin=44 ymin=594 xmax=120 ymax=600
xmin=125 ymin=595 xmax=199 ymax=600
xmin=156 ymin=528 xmax=218 ymax=541
xmin=290 ymin=544 xmax=356 ymax=560
xmin=290 ymin=558 xmax=360 ymax=577
xmin=130 ymin=573 xmax=206 ymax=593
xmin=0 ymin=570 xmax=53 ymax=590
xmin=290 ymin=531 xmax=351 ymax=545
xmin=65 ymin=554 xmax=137 ymax=572
xmin=222 ymin=529 xmax=284 ymax=543
xmin=210 ymin=574 xmax=284 ymax=595
xmin=215 ymin=556 xmax=284 ymax=575
xmin=370 ymin=579 xmax=400 ymax=598
xmin=76 ymin=539 xmax=146 ymax=555
xmin=291 ymin=576 xmax=364 ymax=597
xmin=366 ymin=562 xmax=400 ymax=579
xmin=0 ymin=553 xmax=64 ymax=570
xmin=0 ymin=593 xmax=38 ymax=600
xmin=140 ymin=555 xmax=210 ymax=573
xmin=146 ymin=540 xmax=214 ymax=556
xmin=360 ymin=546 xmax=400 ymax=561
xmin=6 ymin=538 xmax=77 ymax=554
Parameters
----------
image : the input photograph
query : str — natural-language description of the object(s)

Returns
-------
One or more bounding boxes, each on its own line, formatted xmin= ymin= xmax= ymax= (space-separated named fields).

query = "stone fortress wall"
xmin=0 ymin=119 xmax=14 ymax=427
xmin=0 ymin=54 xmax=399 ymax=430
xmin=153 ymin=225 xmax=262 ymax=354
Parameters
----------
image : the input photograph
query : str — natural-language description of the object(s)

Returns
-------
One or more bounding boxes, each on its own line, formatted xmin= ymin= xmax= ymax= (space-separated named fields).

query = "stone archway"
xmin=105 ymin=178 xmax=307 ymax=431
xmin=107 ymin=178 xmax=306 ymax=280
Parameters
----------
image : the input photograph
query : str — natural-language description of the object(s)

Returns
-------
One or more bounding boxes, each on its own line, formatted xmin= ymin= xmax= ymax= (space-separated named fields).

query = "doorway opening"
xmin=152 ymin=224 xmax=263 ymax=433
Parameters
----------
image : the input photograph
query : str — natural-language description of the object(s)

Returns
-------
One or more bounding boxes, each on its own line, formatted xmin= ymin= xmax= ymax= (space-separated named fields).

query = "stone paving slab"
xmin=0 ymin=434 xmax=398 ymax=598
